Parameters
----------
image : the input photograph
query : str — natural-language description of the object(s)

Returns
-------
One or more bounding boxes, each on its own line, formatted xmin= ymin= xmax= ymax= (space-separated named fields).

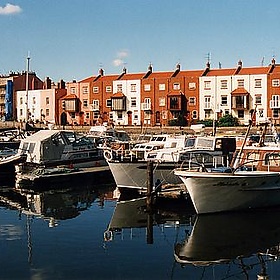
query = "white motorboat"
xmin=174 ymin=124 xmax=280 ymax=214
xmin=13 ymin=130 xmax=108 ymax=184
xmin=105 ymin=134 xmax=236 ymax=193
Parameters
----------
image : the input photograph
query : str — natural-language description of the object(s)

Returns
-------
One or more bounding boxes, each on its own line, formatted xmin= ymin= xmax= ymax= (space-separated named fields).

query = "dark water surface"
xmin=1 ymin=178 xmax=280 ymax=280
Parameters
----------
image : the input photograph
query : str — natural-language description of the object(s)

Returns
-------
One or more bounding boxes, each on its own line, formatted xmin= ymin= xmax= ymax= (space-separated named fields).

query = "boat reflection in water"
xmin=105 ymin=194 xmax=196 ymax=243
xmin=174 ymin=209 xmax=280 ymax=279
xmin=0 ymin=181 xmax=116 ymax=227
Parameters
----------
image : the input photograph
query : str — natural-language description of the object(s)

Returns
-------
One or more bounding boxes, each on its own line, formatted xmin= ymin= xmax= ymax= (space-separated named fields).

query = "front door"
xmin=127 ymin=111 xmax=132 ymax=125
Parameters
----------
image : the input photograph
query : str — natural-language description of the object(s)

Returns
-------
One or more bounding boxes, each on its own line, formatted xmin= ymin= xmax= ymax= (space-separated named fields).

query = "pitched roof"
xmin=112 ymin=92 xmax=125 ymax=97
xmin=237 ymin=66 xmax=270 ymax=75
xmin=63 ymin=94 xmax=78 ymax=99
xmin=204 ymin=68 xmax=236 ymax=76
xmin=231 ymin=87 xmax=249 ymax=95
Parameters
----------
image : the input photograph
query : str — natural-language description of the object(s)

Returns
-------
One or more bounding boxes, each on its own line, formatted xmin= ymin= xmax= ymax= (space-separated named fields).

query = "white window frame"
xmin=159 ymin=97 xmax=165 ymax=106
xmin=188 ymin=82 xmax=196 ymax=90
xmin=221 ymin=96 xmax=227 ymax=106
xmin=83 ymin=99 xmax=88 ymax=107
xmin=82 ymin=86 xmax=89 ymax=94
xmin=106 ymin=86 xmax=112 ymax=92
xmin=131 ymin=97 xmax=137 ymax=107
xmin=204 ymin=96 xmax=211 ymax=109
xmin=117 ymin=84 xmax=122 ymax=92
xmin=192 ymin=110 xmax=198 ymax=119
xmin=106 ymin=99 xmax=112 ymax=107
xmin=255 ymin=79 xmax=262 ymax=88
xmin=272 ymin=79 xmax=280 ymax=87
xmin=144 ymin=84 xmax=151 ymax=91
xmin=237 ymin=79 xmax=244 ymax=88
xmin=220 ymin=80 xmax=227 ymax=89
xmin=93 ymin=87 xmax=99 ymax=93
xmin=159 ymin=84 xmax=165 ymax=91
xmin=204 ymin=81 xmax=211 ymax=90
xmin=188 ymin=97 xmax=196 ymax=106
xmin=130 ymin=84 xmax=136 ymax=92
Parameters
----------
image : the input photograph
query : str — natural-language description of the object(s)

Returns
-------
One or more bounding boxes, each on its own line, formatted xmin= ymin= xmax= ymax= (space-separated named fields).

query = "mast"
xmin=25 ymin=53 xmax=30 ymax=122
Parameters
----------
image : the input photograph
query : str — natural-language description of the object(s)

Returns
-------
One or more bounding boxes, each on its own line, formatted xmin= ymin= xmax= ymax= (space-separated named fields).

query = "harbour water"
xmin=2 ymin=175 xmax=280 ymax=279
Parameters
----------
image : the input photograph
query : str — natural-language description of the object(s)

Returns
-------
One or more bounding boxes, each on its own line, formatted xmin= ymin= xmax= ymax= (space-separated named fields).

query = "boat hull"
xmin=108 ymin=161 xmax=183 ymax=190
xmin=175 ymin=170 xmax=280 ymax=214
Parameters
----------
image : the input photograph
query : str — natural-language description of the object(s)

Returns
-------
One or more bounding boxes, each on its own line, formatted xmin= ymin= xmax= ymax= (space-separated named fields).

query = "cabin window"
xmin=264 ymin=153 xmax=280 ymax=166
xmin=244 ymin=152 xmax=260 ymax=167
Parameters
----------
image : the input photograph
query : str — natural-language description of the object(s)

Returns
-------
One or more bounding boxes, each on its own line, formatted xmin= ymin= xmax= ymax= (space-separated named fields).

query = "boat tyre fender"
xmin=104 ymin=150 xmax=113 ymax=161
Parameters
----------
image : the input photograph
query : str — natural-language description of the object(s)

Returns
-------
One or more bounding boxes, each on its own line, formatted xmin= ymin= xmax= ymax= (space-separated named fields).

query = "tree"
xmin=217 ymin=114 xmax=239 ymax=127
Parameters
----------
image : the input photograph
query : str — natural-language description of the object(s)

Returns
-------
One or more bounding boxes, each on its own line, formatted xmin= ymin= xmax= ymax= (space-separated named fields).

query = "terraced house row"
xmin=1 ymin=58 xmax=280 ymax=126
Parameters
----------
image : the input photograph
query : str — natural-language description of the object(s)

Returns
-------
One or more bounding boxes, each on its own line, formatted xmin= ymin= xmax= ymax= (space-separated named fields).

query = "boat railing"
xmin=179 ymin=154 xmax=231 ymax=171
xmin=103 ymin=147 xmax=137 ymax=162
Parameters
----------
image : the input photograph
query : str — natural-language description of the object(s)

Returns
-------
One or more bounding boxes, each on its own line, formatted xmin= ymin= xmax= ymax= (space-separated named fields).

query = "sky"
xmin=1 ymin=0 xmax=280 ymax=82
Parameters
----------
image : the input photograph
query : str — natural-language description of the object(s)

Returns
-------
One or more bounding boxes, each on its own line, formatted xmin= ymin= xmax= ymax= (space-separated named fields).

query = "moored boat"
xmin=174 ymin=122 xmax=280 ymax=214
xmin=105 ymin=134 xmax=235 ymax=193
xmin=12 ymin=129 xmax=108 ymax=185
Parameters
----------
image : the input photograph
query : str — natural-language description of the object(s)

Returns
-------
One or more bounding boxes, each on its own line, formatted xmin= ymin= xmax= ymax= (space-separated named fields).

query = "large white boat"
xmin=174 ymin=125 xmax=280 ymax=214
xmin=105 ymin=134 xmax=236 ymax=193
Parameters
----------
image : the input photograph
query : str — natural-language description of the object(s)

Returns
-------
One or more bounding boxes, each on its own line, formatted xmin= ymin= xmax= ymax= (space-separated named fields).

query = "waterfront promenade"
xmin=0 ymin=120 xmax=257 ymax=138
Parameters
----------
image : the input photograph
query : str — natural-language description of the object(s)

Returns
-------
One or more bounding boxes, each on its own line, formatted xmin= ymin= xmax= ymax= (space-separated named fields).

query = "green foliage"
xmin=217 ymin=114 xmax=239 ymax=127
xmin=168 ymin=113 xmax=187 ymax=126
xmin=197 ymin=119 xmax=214 ymax=127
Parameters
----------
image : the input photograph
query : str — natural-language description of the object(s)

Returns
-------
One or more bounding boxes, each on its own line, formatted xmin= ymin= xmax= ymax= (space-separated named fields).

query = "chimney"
xmin=99 ymin=68 xmax=104 ymax=76
xmin=268 ymin=57 xmax=276 ymax=74
xmin=143 ymin=63 xmax=153 ymax=79
xmin=234 ymin=59 xmax=242 ymax=75
xmin=171 ymin=63 xmax=181 ymax=77
xmin=202 ymin=61 xmax=210 ymax=76
xmin=45 ymin=77 xmax=51 ymax=89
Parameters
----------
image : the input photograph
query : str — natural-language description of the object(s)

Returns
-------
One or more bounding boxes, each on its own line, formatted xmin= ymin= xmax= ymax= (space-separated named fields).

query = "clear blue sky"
xmin=0 ymin=0 xmax=279 ymax=82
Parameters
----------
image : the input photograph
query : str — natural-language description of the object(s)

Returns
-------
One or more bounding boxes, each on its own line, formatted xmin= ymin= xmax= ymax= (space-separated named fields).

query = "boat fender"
xmin=104 ymin=150 xmax=113 ymax=161
xmin=104 ymin=230 xmax=113 ymax=241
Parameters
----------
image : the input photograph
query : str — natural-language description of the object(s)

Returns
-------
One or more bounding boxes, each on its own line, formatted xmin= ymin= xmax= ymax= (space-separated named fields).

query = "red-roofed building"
xmin=58 ymin=58 xmax=280 ymax=126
